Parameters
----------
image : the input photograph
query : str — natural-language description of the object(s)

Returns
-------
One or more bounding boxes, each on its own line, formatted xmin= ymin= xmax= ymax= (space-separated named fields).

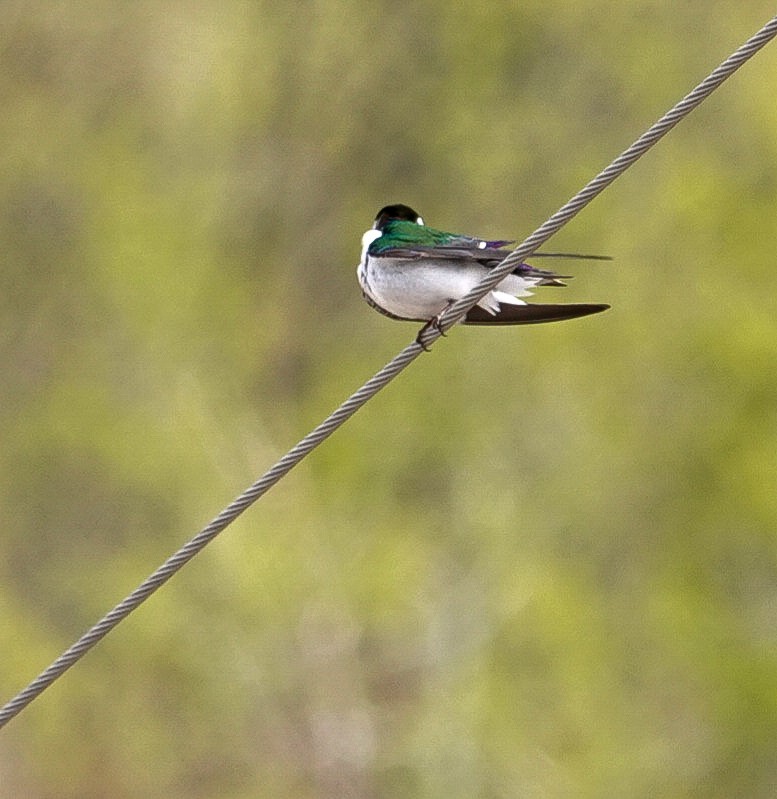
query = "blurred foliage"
xmin=1 ymin=2 xmax=777 ymax=797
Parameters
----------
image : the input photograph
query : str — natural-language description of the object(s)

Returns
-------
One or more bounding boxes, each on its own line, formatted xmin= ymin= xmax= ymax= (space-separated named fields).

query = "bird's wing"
xmin=371 ymin=245 xmax=512 ymax=261
xmin=373 ymin=245 xmax=570 ymax=285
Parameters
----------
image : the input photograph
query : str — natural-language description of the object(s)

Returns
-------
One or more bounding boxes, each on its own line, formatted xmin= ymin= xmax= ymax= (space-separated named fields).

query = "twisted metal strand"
xmin=1 ymin=14 xmax=775 ymax=730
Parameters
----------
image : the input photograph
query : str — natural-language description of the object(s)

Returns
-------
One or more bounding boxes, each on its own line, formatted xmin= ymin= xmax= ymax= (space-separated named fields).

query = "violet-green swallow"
xmin=357 ymin=204 xmax=609 ymax=327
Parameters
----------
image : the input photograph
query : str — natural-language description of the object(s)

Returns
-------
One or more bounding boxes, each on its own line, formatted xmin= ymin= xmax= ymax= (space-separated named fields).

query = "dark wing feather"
xmin=464 ymin=303 xmax=610 ymax=325
xmin=374 ymin=246 xmax=610 ymax=263
xmin=373 ymin=246 xmax=568 ymax=284
xmin=372 ymin=246 xmax=514 ymax=261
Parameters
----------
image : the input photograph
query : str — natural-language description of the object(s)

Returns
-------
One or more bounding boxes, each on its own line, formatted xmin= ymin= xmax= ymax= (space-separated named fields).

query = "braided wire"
xmin=1 ymin=14 xmax=775 ymax=730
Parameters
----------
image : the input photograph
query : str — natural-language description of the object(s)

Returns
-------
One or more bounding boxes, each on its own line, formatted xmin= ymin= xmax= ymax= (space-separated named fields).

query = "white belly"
xmin=358 ymin=256 xmax=536 ymax=321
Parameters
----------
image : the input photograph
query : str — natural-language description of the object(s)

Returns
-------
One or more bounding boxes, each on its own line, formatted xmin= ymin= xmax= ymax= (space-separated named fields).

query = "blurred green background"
xmin=2 ymin=2 xmax=777 ymax=797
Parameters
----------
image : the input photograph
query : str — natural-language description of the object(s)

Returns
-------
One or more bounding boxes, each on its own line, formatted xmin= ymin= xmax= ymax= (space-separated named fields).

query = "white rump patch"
xmin=477 ymin=290 xmax=527 ymax=315
xmin=492 ymin=290 xmax=527 ymax=306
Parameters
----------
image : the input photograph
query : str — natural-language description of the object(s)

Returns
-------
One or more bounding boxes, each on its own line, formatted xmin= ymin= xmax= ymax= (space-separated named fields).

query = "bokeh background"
xmin=2 ymin=2 xmax=777 ymax=797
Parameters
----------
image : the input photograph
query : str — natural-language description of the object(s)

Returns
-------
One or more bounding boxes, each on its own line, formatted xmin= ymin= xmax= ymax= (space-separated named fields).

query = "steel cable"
xmin=1 ymin=13 xmax=775 ymax=730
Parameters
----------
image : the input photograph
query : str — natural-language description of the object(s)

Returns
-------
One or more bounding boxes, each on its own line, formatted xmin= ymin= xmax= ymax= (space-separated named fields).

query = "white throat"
xmin=360 ymin=228 xmax=383 ymax=264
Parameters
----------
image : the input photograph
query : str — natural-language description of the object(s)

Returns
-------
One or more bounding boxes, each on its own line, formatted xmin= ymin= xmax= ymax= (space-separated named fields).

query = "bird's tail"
xmin=464 ymin=303 xmax=610 ymax=325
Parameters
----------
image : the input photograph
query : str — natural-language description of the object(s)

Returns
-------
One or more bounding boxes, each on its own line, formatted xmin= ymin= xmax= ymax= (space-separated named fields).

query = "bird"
xmin=357 ymin=204 xmax=609 ymax=331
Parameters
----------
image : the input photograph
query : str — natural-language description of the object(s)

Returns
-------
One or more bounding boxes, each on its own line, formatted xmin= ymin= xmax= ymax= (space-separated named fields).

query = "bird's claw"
xmin=415 ymin=305 xmax=452 ymax=351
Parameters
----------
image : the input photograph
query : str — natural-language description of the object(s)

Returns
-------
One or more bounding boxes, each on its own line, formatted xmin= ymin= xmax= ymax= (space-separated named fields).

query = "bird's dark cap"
xmin=373 ymin=204 xmax=423 ymax=230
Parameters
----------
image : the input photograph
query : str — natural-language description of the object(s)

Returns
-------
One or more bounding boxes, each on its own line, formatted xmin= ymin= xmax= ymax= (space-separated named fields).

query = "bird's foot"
xmin=416 ymin=302 xmax=453 ymax=351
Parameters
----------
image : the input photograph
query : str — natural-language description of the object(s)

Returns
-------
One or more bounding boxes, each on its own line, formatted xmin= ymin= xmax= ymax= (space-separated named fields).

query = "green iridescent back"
xmin=368 ymin=219 xmax=489 ymax=254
